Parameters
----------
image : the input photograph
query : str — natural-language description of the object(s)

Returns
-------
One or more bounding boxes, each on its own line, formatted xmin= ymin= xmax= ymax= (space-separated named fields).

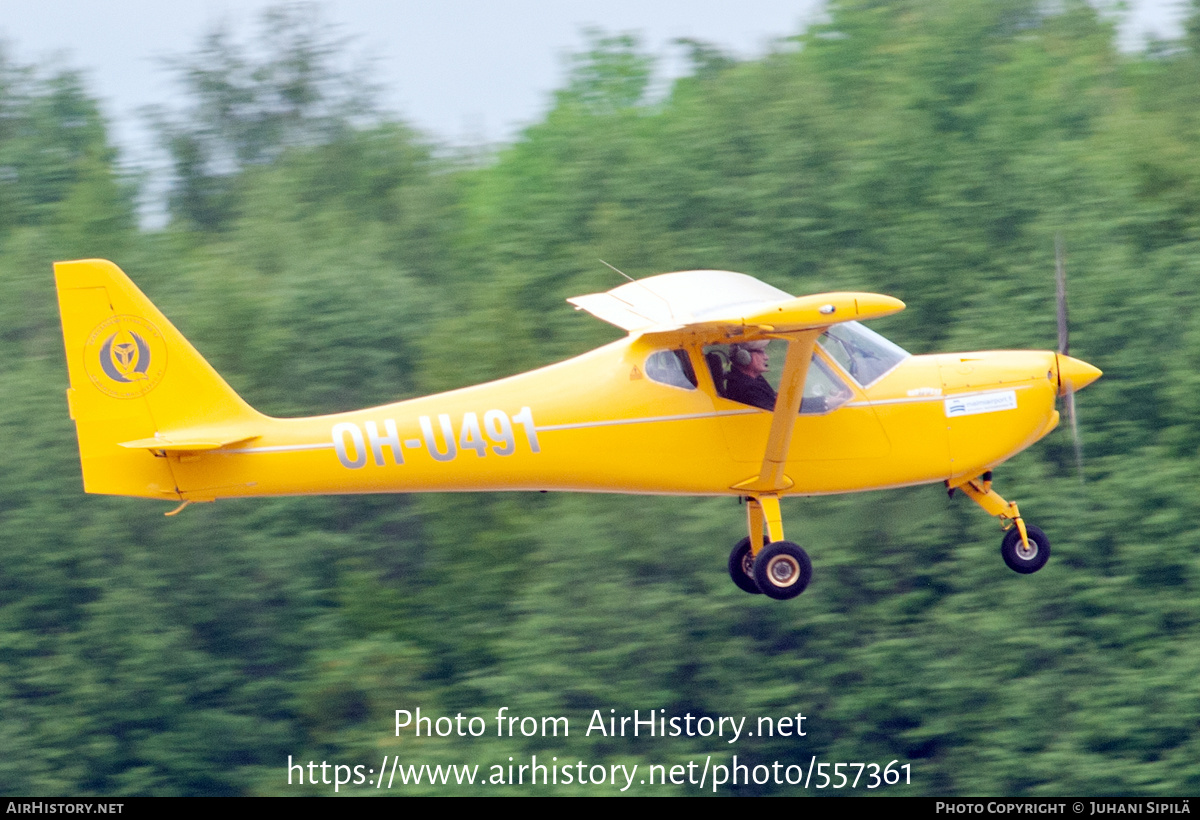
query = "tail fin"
xmin=55 ymin=259 xmax=265 ymax=499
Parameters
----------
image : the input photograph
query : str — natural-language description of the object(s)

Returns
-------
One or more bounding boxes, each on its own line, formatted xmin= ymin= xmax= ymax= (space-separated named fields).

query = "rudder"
xmin=55 ymin=259 xmax=264 ymax=499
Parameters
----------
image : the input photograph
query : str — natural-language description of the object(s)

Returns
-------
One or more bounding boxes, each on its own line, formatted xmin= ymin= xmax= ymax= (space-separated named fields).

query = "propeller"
xmin=1055 ymin=233 xmax=1084 ymax=479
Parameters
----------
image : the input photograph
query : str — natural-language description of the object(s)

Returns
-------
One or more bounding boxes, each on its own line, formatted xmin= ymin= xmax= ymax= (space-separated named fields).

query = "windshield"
xmin=818 ymin=321 xmax=910 ymax=387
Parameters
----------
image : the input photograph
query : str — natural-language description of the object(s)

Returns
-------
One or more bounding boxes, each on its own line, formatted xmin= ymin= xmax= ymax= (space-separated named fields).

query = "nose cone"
xmin=1056 ymin=354 xmax=1102 ymax=396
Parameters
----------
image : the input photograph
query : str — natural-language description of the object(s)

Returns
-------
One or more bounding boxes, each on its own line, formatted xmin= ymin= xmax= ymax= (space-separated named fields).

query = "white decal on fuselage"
xmin=944 ymin=390 xmax=1018 ymax=418
xmin=332 ymin=407 xmax=539 ymax=469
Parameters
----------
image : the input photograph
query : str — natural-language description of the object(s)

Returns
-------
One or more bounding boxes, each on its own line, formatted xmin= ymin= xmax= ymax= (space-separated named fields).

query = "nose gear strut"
xmin=950 ymin=471 xmax=1051 ymax=574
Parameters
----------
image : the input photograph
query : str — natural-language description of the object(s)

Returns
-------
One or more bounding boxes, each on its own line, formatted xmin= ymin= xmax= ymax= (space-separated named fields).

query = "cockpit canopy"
xmin=646 ymin=321 xmax=910 ymax=415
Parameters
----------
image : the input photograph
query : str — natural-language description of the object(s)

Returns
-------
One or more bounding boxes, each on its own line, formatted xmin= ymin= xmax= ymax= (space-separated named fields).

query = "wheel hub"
xmin=767 ymin=555 xmax=800 ymax=587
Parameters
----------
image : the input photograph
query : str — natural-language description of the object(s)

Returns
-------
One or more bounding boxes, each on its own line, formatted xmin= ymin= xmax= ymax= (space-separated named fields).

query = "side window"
xmin=645 ymin=349 xmax=698 ymax=390
xmin=702 ymin=341 xmax=852 ymax=414
xmin=800 ymin=355 xmax=853 ymax=414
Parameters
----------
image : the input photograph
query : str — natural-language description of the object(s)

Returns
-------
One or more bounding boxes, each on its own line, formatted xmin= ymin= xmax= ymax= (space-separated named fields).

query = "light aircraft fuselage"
xmin=152 ymin=341 xmax=1066 ymax=501
xmin=54 ymin=260 xmax=1100 ymax=599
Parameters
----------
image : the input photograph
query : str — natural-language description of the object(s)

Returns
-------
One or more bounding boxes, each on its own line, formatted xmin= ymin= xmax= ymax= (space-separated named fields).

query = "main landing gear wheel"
xmin=1000 ymin=524 xmax=1050 ymax=574
xmin=753 ymin=541 xmax=812 ymax=600
xmin=728 ymin=537 xmax=765 ymax=594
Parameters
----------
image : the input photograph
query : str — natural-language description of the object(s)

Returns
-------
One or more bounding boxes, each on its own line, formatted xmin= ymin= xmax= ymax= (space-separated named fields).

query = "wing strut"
xmin=732 ymin=332 xmax=818 ymax=494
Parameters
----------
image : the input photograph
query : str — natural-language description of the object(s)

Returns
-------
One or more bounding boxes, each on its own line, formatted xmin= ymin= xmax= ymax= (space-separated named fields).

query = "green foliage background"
xmin=2 ymin=0 xmax=1199 ymax=795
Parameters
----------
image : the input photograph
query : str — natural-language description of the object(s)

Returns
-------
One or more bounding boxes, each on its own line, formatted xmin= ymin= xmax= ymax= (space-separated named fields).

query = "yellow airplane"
xmin=54 ymin=259 xmax=1101 ymax=600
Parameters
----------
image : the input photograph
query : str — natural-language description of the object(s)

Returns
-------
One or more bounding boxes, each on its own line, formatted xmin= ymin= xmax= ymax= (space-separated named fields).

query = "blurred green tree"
xmin=4 ymin=0 xmax=1200 ymax=796
xmin=149 ymin=3 xmax=380 ymax=230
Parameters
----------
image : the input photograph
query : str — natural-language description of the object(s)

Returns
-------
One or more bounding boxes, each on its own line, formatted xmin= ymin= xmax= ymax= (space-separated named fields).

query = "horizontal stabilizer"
xmin=119 ymin=433 xmax=259 ymax=453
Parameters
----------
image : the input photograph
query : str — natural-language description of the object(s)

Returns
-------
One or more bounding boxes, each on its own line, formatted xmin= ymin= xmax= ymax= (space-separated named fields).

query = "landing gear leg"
xmin=954 ymin=472 xmax=1051 ymax=574
xmin=727 ymin=495 xmax=783 ymax=595
xmin=746 ymin=494 xmax=786 ymax=548
xmin=726 ymin=496 xmax=773 ymax=594
xmin=729 ymin=495 xmax=812 ymax=600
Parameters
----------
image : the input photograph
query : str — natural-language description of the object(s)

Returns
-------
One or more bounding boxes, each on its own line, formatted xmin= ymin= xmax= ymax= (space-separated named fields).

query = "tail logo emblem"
xmin=83 ymin=316 xmax=168 ymax=399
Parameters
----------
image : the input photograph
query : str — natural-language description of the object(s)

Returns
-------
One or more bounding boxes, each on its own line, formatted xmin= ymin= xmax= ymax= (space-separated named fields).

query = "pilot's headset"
xmin=732 ymin=342 xmax=768 ymax=367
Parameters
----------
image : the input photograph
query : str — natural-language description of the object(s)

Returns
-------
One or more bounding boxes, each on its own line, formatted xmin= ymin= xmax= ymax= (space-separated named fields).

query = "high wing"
xmin=567 ymin=269 xmax=904 ymax=345
xmin=570 ymin=270 xmax=906 ymax=494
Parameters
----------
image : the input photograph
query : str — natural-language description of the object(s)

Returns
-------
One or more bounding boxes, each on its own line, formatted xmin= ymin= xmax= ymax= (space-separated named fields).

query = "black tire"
xmin=728 ymin=537 xmax=764 ymax=594
xmin=1000 ymin=524 xmax=1050 ymax=574
xmin=753 ymin=541 xmax=813 ymax=600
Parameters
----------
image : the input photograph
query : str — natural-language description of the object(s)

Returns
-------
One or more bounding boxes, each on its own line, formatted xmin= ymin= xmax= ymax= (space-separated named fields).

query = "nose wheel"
xmin=1000 ymin=524 xmax=1050 ymax=573
xmin=953 ymin=472 xmax=1052 ymax=574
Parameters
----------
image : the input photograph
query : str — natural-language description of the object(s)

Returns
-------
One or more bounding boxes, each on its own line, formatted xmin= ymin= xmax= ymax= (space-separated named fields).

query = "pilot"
xmin=724 ymin=341 xmax=776 ymax=411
